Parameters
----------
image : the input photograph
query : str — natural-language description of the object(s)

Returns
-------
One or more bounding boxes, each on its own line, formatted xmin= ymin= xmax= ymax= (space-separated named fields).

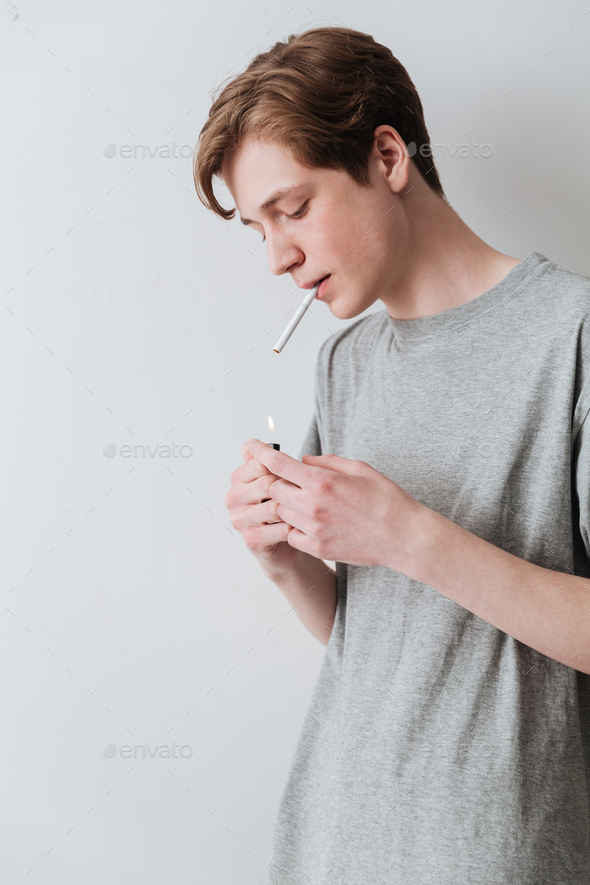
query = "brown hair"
xmin=193 ymin=26 xmax=446 ymax=220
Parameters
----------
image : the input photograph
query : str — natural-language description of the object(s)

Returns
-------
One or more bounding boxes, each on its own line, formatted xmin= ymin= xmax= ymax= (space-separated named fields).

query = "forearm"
xmin=390 ymin=505 xmax=590 ymax=675
xmin=259 ymin=551 xmax=338 ymax=646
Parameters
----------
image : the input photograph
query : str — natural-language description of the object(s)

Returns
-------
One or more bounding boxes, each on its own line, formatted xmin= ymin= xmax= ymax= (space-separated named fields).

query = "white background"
xmin=1 ymin=0 xmax=589 ymax=882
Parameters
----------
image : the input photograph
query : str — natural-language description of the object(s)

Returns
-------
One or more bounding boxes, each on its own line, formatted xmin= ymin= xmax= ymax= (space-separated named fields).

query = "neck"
xmin=382 ymin=181 xmax=521 ymax=320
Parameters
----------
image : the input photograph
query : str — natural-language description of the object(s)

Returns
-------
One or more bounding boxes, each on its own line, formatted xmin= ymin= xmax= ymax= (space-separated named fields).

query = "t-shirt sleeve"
xmin=296 ymin=341 xmax=327 ymax=461
xmin=573 ymin=393 xmax=590 ymax=567
xmin=297 ymin=411 xmax=322 ymax=460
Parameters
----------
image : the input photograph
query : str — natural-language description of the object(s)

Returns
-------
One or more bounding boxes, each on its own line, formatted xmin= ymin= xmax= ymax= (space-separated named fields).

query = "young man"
xmin=195 ymin=26 xmax=590 ymax=885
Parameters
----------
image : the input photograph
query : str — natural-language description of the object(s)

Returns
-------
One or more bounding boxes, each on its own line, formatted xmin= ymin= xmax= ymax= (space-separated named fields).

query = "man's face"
xmin=221 ymin=134 xmax=408 ymax=320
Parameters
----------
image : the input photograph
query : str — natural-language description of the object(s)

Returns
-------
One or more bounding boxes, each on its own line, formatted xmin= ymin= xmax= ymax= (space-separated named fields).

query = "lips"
xmin=316 ymin=275 xmax=331 ymax=298
xmin=300 ymin=274 xmax=330 ymax=290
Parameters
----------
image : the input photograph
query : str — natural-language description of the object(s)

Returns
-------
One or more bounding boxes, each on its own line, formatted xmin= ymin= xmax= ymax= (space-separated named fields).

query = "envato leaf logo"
xmin=103 ymin=742 xmax=193 ymax=759
xmin=103 ymin=442 xmax=193 ymax=459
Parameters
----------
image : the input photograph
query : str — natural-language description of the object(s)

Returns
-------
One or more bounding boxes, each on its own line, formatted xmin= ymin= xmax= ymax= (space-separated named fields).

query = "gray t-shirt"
xmin=264 ymin=250 xmax=590 ymax=885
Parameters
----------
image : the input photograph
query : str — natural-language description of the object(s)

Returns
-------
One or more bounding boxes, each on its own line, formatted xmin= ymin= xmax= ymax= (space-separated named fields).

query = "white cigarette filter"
xmin=273 ymin=283 xmax=320 ymax=353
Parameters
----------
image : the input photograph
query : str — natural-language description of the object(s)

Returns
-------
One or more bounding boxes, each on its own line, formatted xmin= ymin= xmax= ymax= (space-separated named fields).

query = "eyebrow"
xmin=239 ymin=184 xmax=305 ymax=225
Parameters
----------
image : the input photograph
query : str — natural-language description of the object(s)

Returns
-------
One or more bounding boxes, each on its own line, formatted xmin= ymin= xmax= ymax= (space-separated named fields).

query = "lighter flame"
xmin=268 ymin=415 xmax=275 ymax=432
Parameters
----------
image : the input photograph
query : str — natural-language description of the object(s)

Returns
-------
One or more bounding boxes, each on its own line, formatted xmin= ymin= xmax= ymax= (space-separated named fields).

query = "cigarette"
xmin=273 ymin=283 xmax=320 ymax=353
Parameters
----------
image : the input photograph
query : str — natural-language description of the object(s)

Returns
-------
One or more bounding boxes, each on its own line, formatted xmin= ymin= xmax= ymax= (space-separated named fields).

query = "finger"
xmin=242 ymin=437 xmax=270 ymax=463
xmin=285 ymin=525 xmax=311 ymax=555
xmin=231 ymin=499 xmax=283 ymax=530
xmin=301 ymin=453 xmax=362 ymax=475
xmin=232 ymin=456 xmax=273 ymax=486
xmin=243 ymin=438 xmax=320 ymax=489
xmin=244 ymin=520 xmax=292 ymax=552
xmin=274 ymin=501 xmax=312 ymax=536
xmin=267 ymin=476 xmax=306 ymax=511
xmin=240 ymin=474 xmax=282 ymax=507
xmin=242 ymin=439 xmax=255 ymax=462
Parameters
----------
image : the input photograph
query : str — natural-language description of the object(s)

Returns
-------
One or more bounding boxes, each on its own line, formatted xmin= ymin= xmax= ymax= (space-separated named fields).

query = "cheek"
xmin=317 ymin=197 xmax=385 ymax=271
xmin=366 ymin=224 xmax=389 ymax=263
xmin=350 ymin=219 xmax=387 ymax=275
xmin=317 ymin=208 xmax=350 ymax=252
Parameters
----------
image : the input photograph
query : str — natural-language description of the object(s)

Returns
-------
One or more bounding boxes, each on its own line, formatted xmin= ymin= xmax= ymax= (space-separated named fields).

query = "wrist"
xmin=256 ymin=547 xmax=304 ymax=583
xmin=382 ymin=501 xmax=439 ymax=578
xmin=267 ymin=549 xmax=326 ymax=586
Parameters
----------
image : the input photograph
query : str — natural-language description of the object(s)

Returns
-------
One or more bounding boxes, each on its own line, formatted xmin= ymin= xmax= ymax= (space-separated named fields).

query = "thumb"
xmin=301 ymin=453 xmax=359 ymax=474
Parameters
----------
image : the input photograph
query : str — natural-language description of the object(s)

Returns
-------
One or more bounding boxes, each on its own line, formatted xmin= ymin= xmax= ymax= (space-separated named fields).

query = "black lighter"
xmin=262 ymin=442 xmax=280 ymax=519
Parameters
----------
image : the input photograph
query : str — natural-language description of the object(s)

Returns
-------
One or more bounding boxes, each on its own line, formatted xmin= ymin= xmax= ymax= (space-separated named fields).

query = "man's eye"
xmin=260 ymin=201 xmax=308 ymax=243
xmin=287 ymin=201 xmax=308 ymax=220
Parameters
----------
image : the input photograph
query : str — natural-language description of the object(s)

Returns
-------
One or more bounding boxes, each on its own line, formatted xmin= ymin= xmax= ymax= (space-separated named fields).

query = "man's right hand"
xmin=224 ymin=450 xmax=302 ymax=575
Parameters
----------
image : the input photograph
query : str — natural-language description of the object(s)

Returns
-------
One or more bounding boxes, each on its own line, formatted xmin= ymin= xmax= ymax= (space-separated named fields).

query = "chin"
xmin=329 ymin=301 xmax=365 ymax=321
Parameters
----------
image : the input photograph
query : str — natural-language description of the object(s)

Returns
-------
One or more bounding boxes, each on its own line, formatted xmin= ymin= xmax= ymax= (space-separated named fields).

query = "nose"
xmin=265 ymin=229 xmax=303 ymax=278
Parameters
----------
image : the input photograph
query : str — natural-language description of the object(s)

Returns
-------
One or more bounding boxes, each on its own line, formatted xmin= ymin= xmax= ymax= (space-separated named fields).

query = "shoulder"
xmin=529 ymin=253 xmax=590 ymax=318
xmin=537 ymin=257 xmax=590 ymax=366
xmin=499 ymin=252 xmax=590 ymax=354
xmin=523 ymin=254 xmax=590 ymax=434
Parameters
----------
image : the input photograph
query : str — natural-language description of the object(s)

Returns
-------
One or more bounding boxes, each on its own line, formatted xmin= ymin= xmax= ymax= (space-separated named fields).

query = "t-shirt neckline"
xmin=385 ymin=250 xmax=546 ymax=345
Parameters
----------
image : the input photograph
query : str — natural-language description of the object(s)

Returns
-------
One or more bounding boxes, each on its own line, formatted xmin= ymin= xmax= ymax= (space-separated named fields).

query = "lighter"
xmin=262 ymin=442 xmax=280 ymax=520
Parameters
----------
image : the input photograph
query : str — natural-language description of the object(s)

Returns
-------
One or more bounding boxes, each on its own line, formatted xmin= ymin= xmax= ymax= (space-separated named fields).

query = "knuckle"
xmin=316 ymin=542 xmax=331 ymax=560
xmin=315 ymin=477 xmax=332 ymax=497
xmin=253 ymin=460 xmax=268 ymax=479
xmin=312 ymin=540 xmax=324 ymax=558
xmin=308 ymin=500 xmax=325 ymax=521
xmin=309 ymin=518 xmax=326 ymax=540
xmin=272 ymin=453 xmax=288 ymax=476
xmin=241 ymin=439 xmax=255 ymax=460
